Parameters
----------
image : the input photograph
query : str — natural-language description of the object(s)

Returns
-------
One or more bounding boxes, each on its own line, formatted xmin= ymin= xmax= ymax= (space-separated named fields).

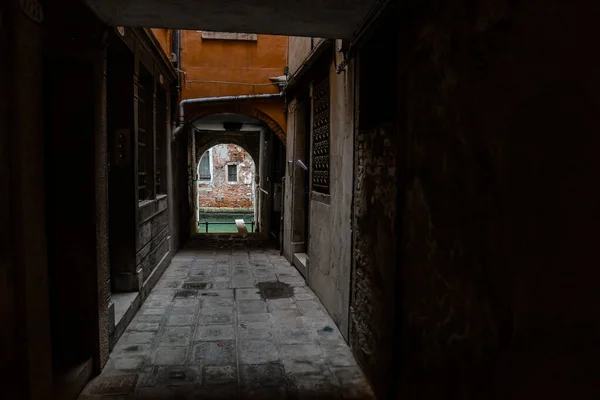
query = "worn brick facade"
xmin=351 ymin=124 xmax=398 ymax=397
xmin=197 ymin=144 xmax=255 ymax=208
xmin=349 ymin=14 xmax=400 ymax=398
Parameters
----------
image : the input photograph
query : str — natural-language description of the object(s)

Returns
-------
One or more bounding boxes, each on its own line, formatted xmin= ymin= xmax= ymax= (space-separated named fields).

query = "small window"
xmin=199 ymin=152 xmax=211 ymax=180
xmin=228 ymin=165 xmax=238 ymax=182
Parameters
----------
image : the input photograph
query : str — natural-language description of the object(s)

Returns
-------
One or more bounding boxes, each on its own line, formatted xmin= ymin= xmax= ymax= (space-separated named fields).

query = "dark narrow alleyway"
xmin=5 ymin=1 xmax=600 ymax=399
xmin=79 ymin=242 xmax=374 ymax=399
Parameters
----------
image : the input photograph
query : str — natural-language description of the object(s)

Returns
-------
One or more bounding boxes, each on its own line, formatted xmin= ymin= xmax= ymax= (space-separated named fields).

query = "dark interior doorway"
xmin=44 ymin=54 xmax=97 ymax=398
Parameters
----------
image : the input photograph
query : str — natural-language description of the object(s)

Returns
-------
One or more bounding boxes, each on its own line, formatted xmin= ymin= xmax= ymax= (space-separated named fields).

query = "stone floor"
xmin=80 ymin=246 xmax=375 ymax=399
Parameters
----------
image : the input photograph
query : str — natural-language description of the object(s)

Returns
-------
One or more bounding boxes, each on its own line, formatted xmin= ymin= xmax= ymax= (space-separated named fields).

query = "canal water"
xmin=197 ymin=213 xmax=255 ymax=233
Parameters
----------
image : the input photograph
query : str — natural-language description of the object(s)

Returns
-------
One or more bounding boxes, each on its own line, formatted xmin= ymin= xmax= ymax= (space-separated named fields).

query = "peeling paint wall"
xmin=197 ymin=144 xmax=255 ymax=208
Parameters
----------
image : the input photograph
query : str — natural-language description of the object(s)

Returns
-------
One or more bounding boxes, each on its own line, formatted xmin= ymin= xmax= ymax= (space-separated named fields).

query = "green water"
xmin=197 ymin=213 xmax=255 ymax=233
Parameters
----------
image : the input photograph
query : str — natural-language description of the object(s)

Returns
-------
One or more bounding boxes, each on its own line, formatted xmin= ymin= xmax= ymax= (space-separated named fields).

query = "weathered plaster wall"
xmin=137 ymin=196 xmax=171 ymax=288
xmin=179 ymin=30 xmax=287 ymax=134
xmin=180 ymin=31 xmax=286 ymax=98
xmin=282 ymin=99 xmax=297 ymax=260
xmin=288 ymin=37 xmax=312 ymax=76
xmin=197 ymin=144 xmax=255 ymax=208
xmin=151 ymin=28 xmax=172 ymax=56
xmin=394 ymin=0 xmax=600 ymax=398
xmin=307 ymin=52 xmax=355 ymax=339
xmin=282 ymin=96 xmax=310 ymax=268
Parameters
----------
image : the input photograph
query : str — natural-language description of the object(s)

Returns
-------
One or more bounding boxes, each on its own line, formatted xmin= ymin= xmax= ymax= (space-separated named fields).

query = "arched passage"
xmin=185 ymin=102 xmax=287 ymax=144
xmin=184 ymin=111 xmax=287 ymax=246
xmin=195 ymin=143 xmax=257 ymax=233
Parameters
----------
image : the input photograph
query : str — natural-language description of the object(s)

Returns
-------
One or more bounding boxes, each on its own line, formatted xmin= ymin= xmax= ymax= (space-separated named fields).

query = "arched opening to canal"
xmin=196 ymin=143 xmax=257 ymax=233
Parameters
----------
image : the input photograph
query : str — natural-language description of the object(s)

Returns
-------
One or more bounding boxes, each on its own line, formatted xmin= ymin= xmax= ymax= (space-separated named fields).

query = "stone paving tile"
xmin=82 ymin=246 xmax=374 ymax=400
xmin=237 ymin=299 xmax=268 ymax=314
xmin=165 ymin=314 xmax=195 ymax=326
xmin=129 ymin=321 xmax=161 ymax=332
xmin=239 ymin=339 xmax=279 ymax=364
xmin=192 ymin=341 xmax=236 ymax=366
xmin=106 ymin=355 xmax=146 ymax=372
xmin=143 ymin=365 xmax=202 ymax=387
xmin=202 ymin=296 xmax=234 ymax=308
xmin=153 ymin=346 xmax=188 ymax=365
xmin=198 ymin=314 xmax=234 ymax=325
xmin=195 ymin=324 xmax=234 ymax=341
xmin=112 ymin=343 xmax=152 ymax=358
xmin=120 ymin=331 xmax=157 ymax=345
xmin=280 ymin=343 xmax=323 ymax=361
xmin=238 ymin=319 xmax=274 ymax=340
xmin=240 ymin=362 xmax=287 ymax=389
xmin=159 ymin=326 xmax=193 ymax=346
xmin=235 ymin=288 xmax=262 ymax=300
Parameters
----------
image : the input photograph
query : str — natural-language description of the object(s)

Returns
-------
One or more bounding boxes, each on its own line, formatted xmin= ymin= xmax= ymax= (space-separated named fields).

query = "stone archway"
xmin=194 ymin=131 xmax=261 ymax=169
xmin=185 ymin=102 xmax=286 ymax=144
xmin=184 ymin=106 xmax=284 ymax=238
xmin=195 ymin=141 xmax=258 ymax=233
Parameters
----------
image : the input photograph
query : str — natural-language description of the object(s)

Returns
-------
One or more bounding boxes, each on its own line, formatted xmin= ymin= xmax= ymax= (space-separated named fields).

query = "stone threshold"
xmin=109 ymin=248 xmax=174 ymax=351
xmin=53 ymin=358 xmax=93 ymax=400
xmin=293 ymin=252 xmax=308 ymax=280
xmin=110 ymin=292 xmax=140 ymax=350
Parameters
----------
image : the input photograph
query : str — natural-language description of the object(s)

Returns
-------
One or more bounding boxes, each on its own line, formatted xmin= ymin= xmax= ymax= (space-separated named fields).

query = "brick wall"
xmin=198 ymin=144 xmax=255 ymax=208
xmin=351 ymin=125 xmax=398 ymax=397
xmin=349 ymin=14 xmax=400 ymax=399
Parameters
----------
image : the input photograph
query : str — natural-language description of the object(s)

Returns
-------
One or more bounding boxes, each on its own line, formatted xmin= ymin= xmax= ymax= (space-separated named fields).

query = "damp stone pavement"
xmin=80 ymin=247 xmax=375 ymax=399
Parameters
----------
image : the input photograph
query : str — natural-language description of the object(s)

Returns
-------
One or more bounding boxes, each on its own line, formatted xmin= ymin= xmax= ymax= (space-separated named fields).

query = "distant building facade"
xmin=197 ymin=144 xmax=255 ymax=209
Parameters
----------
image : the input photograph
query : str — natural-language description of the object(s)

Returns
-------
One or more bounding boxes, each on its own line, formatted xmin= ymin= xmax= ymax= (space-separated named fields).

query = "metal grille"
xmin=199 ymin=151 xmax=211 ymax=180
xmin=137 ymin=80 xmax=148 ymax=200
xmin=155 ymin=89 xmax=167 ymax=194
xmin=137 ymin=66 xmax=154 ymax=201
xmin=312 ymin=75 xmax=330 ymax=193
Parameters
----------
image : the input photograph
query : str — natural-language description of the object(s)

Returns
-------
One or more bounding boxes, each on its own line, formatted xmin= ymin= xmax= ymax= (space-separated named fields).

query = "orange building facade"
xmin=151 ymin=29 xmax=287 ymax=137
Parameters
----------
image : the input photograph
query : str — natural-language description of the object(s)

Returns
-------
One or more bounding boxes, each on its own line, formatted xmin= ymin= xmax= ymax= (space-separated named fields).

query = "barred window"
xmin=311 ymin=75 xmax=330 ymax=194
xmin=228 ymin=164 xmax=238 ymax=182
xmin=155 ymin=87 xmax=167 ymax=194
xmin=199 ymin=151 xmax=211 ymax=180
xmin=137 ymin=66 xmax=154 ymax=201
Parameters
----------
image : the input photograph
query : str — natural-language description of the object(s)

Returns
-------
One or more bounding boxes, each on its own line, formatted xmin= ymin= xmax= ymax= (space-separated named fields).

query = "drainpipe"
xmin=171 ymin=30 xmax=181 ymax=93
xmin=171 ymin=92 xmax=284 ymax=141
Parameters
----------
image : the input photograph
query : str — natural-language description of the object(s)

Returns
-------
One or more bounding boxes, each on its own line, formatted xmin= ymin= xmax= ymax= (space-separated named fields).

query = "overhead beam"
xmin=81 ymin=0 xmax=379 ymax=39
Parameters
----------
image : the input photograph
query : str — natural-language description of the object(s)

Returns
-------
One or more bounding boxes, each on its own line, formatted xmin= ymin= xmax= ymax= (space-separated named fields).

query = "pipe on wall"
xmin=171 ymin=92 xmax=283 ymax=141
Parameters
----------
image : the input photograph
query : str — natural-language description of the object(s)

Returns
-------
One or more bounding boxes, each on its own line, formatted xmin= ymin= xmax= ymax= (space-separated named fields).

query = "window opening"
xmin=228 ymin=164 xmax=238 ymax=182
xmin=199 ymin=151 xmax=211 ymax=181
